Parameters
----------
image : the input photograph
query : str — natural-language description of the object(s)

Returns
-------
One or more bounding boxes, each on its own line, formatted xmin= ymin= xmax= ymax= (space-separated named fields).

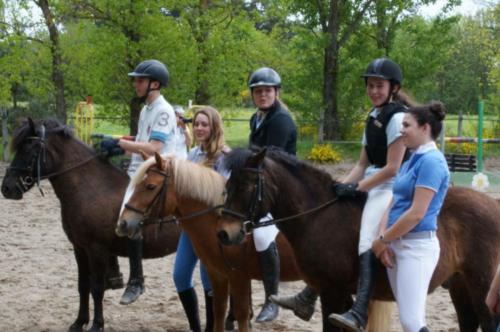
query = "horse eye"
xmin=146 ymin=183 xmax=157 ymax=190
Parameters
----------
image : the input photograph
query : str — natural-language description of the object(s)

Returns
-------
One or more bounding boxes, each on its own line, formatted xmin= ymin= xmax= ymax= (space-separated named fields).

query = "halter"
xmin=7 ymin=124 xmax=98 ymax=196
xmin=221 ymin=164 xmax=340 ymax=235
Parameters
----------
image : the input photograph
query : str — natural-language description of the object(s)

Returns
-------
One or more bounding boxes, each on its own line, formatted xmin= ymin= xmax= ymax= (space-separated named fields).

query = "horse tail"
xmin=366 ymin=300 xmax=394 ymax=332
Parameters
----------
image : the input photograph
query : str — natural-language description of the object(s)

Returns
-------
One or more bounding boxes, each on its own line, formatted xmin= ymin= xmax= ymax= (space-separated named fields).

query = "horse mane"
xmin=11 ymin=118 xmax=74 ymax=152
xmin=131 ymin=155 xmax=226 ymax=207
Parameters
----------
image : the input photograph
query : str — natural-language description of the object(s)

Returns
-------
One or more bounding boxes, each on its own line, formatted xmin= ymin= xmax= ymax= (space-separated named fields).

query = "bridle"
xmin=124 ymin=167 xmax=172 ymax=226
xmin=7 ymin=124 xmax=97 ymax=196
xmin=123 ymin=162 xmax=224 ymax=228
xmin=221 ymin=164 xmax=340 ymax=234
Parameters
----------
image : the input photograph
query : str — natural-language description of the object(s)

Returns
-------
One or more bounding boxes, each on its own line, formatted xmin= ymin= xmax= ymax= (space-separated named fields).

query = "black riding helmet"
xmin=128 ymin=59 xmax=169 ymax=87
xmin=248 ymin=67 xmax=281 ymax=89
xmin=362 ymin=58 xmax=403 ymax=86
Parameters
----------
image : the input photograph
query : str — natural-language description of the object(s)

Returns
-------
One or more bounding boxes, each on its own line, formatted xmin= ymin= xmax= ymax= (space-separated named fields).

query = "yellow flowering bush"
xmin=307 ymin=144 xmax=342 ymax=164
xmin=446 ymin=128 xmax=494 ymax=155
xmin=299 ymin=125 xmax=318 ymax=140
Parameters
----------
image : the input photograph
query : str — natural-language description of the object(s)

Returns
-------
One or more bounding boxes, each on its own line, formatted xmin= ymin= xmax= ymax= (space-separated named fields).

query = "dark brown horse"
xmin=217 ymin=148 xmax=500 ymax=332
xmin=1 ymin=119 xmax=181 ymax=332
xmin=116 ymin=153 xmax=306 ymax=332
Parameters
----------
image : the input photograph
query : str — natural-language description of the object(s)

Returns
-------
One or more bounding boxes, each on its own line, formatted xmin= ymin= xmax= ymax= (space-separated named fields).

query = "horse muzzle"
xmin=1 ymin=179 xmax=24 ymax=200
xmin=115 ymin=218 xmax=142 ymax=240
xmin=217 ymin=227 xmax=246 ymax=246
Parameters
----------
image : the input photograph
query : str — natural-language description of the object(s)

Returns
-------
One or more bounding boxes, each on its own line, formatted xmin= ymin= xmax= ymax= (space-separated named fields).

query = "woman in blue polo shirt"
xmin=372 ymin=101 xmax=449 ymax=332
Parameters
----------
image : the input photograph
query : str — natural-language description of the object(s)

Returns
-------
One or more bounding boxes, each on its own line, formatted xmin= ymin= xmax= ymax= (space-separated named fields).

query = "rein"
xmin=8 ymin=125 xmax=99 ymax=195
xmin=221 ymin=165 xmax=340 ymax=233
xmin=125 ymin=165 xmax=225 ymax=228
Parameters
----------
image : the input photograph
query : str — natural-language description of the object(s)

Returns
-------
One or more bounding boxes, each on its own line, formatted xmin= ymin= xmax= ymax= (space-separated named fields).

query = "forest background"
xmin=0 ymin=0 xmax=498 ymax=157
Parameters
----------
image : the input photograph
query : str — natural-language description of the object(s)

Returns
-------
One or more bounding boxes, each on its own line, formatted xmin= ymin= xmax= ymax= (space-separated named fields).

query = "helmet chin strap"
xmin=139 ymin=80 xmax=161 ymax=104
xmin=377 ymin=83 xmax=399 ymax=108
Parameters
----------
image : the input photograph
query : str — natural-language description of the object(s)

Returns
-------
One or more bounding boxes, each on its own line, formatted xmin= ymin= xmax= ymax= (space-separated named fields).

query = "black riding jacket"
xmin=249 ymin=101 xmax=297 ymax=155
xmin=364 ymin=102 xmax=409 ymax=168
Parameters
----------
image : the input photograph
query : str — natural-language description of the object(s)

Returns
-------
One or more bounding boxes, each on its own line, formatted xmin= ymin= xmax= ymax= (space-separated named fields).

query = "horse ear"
xmin=139 ymin=150 xmax=148 ymax=161
xmin=248 ymin=147 xmax=267 ymax=168
xmin=27 ymin=117 xmax=36 ymax=134
xmin=155 ymin=152 xmax=165 ymax=170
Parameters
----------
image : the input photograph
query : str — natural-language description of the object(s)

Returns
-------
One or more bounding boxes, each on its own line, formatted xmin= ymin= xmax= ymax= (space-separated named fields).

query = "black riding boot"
xmin=328 ymin=250 xmax=377 ymax=332
xmin=269 ymin=285 xmax=318 ymax=321
xmin=204 ymin=290 xmax=214 ymax=332
xmin=105 ymin=255 xmax=124 ymax=290
xmin=255 ymin=241 xmax=280 ymax=323
xmin=120 ymin=238 xmax=145 ymax=305
xmin=179 ymin=288 xmax=202 ymax=332
xmin=419 ymin=327 xmax=430 ymax=332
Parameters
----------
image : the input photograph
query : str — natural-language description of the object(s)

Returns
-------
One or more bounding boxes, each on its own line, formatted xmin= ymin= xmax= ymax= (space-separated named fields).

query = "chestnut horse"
xmin=116 ymin=153 xmax=307 ymax=332
xmin=217 ymin=148 xmax=500 ymax=332
xmin=1 ymin=119 xmax=181 ymax=332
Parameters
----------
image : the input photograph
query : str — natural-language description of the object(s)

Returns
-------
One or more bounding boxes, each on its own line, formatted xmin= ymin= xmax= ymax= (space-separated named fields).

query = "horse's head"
xmin=217 ymin=148 xmax=274 ymax=246
xmin=116 ymin=152 xmax=178 ymax=239
xmin=1 ymin=118 xmax=71 ymax=199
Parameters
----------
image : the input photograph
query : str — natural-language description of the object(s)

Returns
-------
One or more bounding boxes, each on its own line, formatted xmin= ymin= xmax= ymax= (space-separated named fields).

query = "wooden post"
xmin=1 ymin=108 xmax=9 ymax=162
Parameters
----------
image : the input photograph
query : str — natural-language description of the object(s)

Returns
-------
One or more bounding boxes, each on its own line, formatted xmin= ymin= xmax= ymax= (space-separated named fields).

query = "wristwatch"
xmin=379 ymin=234 xmax=391 ymax=245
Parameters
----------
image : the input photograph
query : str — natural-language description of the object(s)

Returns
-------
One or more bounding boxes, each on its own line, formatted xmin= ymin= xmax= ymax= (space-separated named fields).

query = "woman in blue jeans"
xmin=173 ymin=106 xmax=229 ymax=332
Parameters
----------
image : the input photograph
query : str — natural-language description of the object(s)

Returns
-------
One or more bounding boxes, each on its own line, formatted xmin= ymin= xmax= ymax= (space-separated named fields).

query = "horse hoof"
xmin=87 ymin=324 xmax=103 ymax=332
xmin=224 ymin=317 xmax=235 ymax=330
xmin=68 ymin=319 xmax=88 ymax=332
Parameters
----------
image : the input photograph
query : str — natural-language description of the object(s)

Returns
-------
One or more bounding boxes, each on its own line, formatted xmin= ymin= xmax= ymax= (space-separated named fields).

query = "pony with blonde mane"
xmin=118 ymin=153 xmax=305 ymax=332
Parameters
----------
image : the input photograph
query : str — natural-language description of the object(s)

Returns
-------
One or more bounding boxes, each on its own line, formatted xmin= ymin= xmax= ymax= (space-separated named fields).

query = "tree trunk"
xmin=37 ymin=0 xmax=66 ymax=123
xmin=129 ymin=97 xmax=142 ymax=136
xmin=193 ymin=0 xmax=211 ymax=105
xmin=1 ymin=108 xmax=9 ymax=162
xmin=323 ymin=0 xmax=340 ymax=140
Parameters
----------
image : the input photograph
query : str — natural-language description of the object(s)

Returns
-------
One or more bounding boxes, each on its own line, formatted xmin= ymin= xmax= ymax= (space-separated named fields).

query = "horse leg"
xmin=87 ymin=248 xmax=110 ymax=332
xmin=319 ymin=290 xmax=352 ymax=332
xmin=462 ymin=270 xmax=497 ymax=332
xmin=69 ymin=246 xmax=90 ymax=332
xmin=209 ymin=274 xmax=229 ymax=332
xmin=229 ymin=275 xmax=251 ymax=332
xmin=448 ymin=275 xmax=479 ymax=332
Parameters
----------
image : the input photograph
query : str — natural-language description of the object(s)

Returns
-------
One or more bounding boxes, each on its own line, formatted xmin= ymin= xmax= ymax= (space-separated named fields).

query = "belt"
xmin=401 ymin=230 xmax=436 ymax=240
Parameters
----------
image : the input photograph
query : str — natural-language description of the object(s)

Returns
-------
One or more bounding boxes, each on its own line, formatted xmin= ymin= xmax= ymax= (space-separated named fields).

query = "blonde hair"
xmin=193 ymin=106 xmax=227 ymax=167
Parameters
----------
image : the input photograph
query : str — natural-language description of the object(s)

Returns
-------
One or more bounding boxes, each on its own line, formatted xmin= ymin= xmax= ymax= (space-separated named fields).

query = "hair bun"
xmin=429 ymin=101 xmax=446 ymax=121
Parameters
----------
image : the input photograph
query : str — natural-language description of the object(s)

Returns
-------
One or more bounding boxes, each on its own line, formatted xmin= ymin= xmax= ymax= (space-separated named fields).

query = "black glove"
xmin=98 ymin=139 xmax=125 ymax=157
xmin=333 ymin=182 xmax=359 ymax=198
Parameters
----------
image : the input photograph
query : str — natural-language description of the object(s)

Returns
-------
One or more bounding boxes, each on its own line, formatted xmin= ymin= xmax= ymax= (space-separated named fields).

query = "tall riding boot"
xmin=179 ymin=288 xmax=202 ymax=332
xmin=120 ymin=238 xmax=145 ymax=305
xmin=105 ymin=255 xmax=124 ymax=290
xmin=255 ymin=241 xmax=280 ymax=323
xmin=419 ymin=327 xmax=430 ymax=332
xmin=328 ymin=250 xmax=377 ymax=332
xmin=269 ymin=285 xmax=318 ymax=321
xmin=204 ymin=290 xmax=214 ymax=332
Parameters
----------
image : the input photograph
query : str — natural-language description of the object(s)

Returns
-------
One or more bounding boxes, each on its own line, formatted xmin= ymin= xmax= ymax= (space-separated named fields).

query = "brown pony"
xmin=217 ymin=148 xmax=500 ymax=332
xmin=1 ymin=119 xmax=181 ymax=332
xmin=116 ymin=153 xmax=306 ymax=332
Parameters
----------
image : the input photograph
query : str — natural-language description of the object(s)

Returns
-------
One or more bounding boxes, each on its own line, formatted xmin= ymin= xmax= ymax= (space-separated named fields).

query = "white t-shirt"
xmin=173 ymin=126 xmax=188 ymax=159
xmin=128 ymin=95 xmax=176 ymax=177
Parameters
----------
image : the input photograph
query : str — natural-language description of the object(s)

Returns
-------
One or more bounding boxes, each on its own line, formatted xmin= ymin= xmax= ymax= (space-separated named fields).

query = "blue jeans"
xmin=173 ymin=231 xmax=212 ymax=292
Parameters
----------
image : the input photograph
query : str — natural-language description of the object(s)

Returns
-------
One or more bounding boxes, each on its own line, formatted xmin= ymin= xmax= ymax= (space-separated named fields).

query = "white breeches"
xmin=254 ymin=213 xmax=279 ymax=252
xmin=358 ymin=188 xmax=393 ymax=255
xmin=387 ymin=235 xmax=440 ymax=332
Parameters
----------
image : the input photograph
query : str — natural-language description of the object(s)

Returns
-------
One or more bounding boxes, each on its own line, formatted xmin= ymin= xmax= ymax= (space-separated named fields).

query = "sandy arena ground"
xmin=1 ymin=160 xmax=498 ymax=332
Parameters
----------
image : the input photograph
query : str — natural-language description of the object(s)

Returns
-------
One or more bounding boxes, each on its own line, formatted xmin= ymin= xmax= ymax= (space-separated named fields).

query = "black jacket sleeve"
xmin=265 ymin=113 xmax=296 ymax=149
